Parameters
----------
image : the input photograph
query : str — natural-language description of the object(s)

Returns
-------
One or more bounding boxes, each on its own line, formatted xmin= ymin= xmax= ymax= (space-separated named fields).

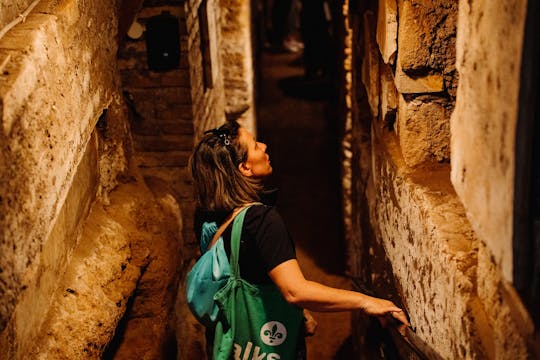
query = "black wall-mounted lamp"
xmin=145 ymin=12 xmax=180 ymax=72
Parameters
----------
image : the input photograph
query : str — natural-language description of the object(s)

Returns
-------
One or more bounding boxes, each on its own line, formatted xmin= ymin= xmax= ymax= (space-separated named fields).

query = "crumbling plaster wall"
xmin=345 ymin=0 xmax=532 ymax=358
xmin=0 ymin=0 xmax=183 ymax=359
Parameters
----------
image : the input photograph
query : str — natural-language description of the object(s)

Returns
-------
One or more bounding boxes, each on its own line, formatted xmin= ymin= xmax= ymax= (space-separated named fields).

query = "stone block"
xmin=376 ymin=0 xmax=398 ymax=64
xmin=395 ymin=0 xmax=457 ymax=93
xmin=0 ymin=14 xmax=59 ymax=136
xmin=138 ymin=166 xmax=193 ymax=203
xmin=205 ymin=1 xmax=220 ymax=87
xmin=361 ymin=11 xmax=379 ymax=117
xmin=396 ymin=95 xmax=450 ymax=167
xmin=379 ymin=63 xmax=397 ymax=125
xmin=0 ymin=50 xmax=38 ymax=135
xmin=0 ymin=14 xmax=57 ymax=51
xmin=396 ymin=0 xmax=430 ymax=73
xmin=451 ymin=0 xmax=524 ymax=283
xmin=394 ymin=62 xmax=444 ymax=94
xmin=158 ymin=120 xmax=194 ymax=135
xmin=395 ymin=63 xmax=444 ymax=94
xmin=397 ymin=0 xmax=457 ymax=72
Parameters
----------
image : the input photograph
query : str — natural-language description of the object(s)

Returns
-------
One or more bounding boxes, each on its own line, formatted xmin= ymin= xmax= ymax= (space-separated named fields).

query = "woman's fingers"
xmin=364 ymin=296 xmax=411 ymax=327
xmin=390 ymin=309 xmax=410 ymax=327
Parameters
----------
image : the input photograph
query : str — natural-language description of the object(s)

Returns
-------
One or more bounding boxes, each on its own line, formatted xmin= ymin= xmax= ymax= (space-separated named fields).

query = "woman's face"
xmin=238 ymin=127 xmax=272 ymax=178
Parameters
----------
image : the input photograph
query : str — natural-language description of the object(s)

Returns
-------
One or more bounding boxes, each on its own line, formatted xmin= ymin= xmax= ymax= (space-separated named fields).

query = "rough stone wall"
xmin=450 ymin=1 xmax=534 ymax=357
xmin=344 ymin=0 xmax=533 ymax=358
xmin=0 ymin=0 xmax=119 ymax=346
xmin=0 ymin=1 xmax=184 ymax=358
xmin=451 ymin=0 xmax=527 ymax=283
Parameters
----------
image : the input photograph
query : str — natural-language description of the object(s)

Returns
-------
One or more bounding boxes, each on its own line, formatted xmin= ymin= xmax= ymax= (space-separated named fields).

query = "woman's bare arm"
xmin=268 ymin=259 xmax=409 ymax=326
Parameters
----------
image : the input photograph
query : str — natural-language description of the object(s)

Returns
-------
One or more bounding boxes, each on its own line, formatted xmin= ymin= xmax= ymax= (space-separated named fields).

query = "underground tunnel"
xmin=0 ymin=0 xmax=538 ymax=359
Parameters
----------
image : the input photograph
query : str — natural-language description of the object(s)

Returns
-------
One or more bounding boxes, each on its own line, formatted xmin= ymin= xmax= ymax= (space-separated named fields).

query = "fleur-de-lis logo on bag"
xmin=260 ymin=321 xmax=287 ymax=346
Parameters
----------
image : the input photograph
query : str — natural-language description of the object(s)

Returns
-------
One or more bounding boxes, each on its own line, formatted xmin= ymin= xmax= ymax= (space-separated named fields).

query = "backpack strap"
xmin=229 ymin=206 xmax=250 ymax=279
xmin=205 ymin=202 xmax=261 ymax=251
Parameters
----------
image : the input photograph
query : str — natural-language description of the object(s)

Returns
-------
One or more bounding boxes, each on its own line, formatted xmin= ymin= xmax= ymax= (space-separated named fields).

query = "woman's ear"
xmin=238 ymin=161 xmax=253 ymax=177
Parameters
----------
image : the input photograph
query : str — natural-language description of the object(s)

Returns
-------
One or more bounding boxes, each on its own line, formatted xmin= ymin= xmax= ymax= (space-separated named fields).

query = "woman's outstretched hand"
xmin=362 ymin=296 xmax=410 ymax=327
xmin=269 ymin=259 xmax=411 ymax=328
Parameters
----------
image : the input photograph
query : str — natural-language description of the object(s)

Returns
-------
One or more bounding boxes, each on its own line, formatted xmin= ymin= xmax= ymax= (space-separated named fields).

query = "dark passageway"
xmin=256 ymin=50 xmax=354 ymax=358
xmin=0 ymin=0 xmax=537 ymax=358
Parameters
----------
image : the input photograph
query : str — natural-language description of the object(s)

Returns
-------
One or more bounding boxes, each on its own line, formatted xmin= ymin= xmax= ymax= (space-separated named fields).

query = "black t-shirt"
xmin=196 ymin=205 xmax=296 ymax=284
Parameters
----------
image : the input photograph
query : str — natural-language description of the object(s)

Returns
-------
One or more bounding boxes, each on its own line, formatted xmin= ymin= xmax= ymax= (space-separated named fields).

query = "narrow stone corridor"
xmin=257 ymin=51 xmax=353 ymax=359
xmin=1 ymin=0 xmax=538 ymax=358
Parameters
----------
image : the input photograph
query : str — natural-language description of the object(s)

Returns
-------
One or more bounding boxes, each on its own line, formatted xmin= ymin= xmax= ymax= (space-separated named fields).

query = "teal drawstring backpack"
xmin=212 ymin=207 xmax=303 ymax=360
xmin=186 ymin=220 xmax=231 ymax=327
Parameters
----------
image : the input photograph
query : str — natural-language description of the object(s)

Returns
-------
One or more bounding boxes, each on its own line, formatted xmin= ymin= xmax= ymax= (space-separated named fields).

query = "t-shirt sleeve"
xmin=253 ymin=206 xmax=296 ymax=272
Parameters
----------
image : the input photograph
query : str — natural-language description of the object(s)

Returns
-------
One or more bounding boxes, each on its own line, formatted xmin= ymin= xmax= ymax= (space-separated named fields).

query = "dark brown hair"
xmin=190 ymin=120 xmax=262 ymax=212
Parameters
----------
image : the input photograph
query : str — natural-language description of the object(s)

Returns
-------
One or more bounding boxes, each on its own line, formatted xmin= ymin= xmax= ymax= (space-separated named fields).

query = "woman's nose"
xmin=259 ymin=142 xmax=267 ymax=151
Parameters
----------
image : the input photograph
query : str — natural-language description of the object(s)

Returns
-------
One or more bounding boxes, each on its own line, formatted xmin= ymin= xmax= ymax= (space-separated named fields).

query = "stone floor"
xmin=256 ymin=50 xmax=354 ymax=359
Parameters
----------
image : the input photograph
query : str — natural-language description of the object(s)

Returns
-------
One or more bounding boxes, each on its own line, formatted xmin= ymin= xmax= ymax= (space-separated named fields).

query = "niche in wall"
xmin=145 ymin=12 xmax=180 ymax=72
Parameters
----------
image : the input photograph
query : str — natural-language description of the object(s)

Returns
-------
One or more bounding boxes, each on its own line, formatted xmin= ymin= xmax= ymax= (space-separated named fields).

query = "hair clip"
xmin=219 ymin=133 xmax=230 ymax=146
xmin=205 ymin=128 xmax=231 ymax=146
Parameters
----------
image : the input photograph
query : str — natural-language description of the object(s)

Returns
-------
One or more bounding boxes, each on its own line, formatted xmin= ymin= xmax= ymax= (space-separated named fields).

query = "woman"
xmin=190 ymin=120 xmax=409 ymax=358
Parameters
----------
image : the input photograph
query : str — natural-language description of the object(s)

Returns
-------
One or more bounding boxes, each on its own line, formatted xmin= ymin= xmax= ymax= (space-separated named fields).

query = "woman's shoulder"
xmin=246 ymin=203 xmax=279 ymax=220
xmin=244 ymin=204 xmax=287 ymax=234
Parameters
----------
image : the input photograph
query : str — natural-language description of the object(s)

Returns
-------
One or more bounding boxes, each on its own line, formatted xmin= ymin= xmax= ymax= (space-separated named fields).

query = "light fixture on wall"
xmin=127 ymin=20 xmax=145 ymax=40
xmin=145 ymin=11 xmax=180 ymax=72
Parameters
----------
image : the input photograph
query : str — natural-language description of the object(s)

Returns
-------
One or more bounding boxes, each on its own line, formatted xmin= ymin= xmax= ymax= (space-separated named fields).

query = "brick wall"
xmin=118 ymin=0 xmax=226 ymax=257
